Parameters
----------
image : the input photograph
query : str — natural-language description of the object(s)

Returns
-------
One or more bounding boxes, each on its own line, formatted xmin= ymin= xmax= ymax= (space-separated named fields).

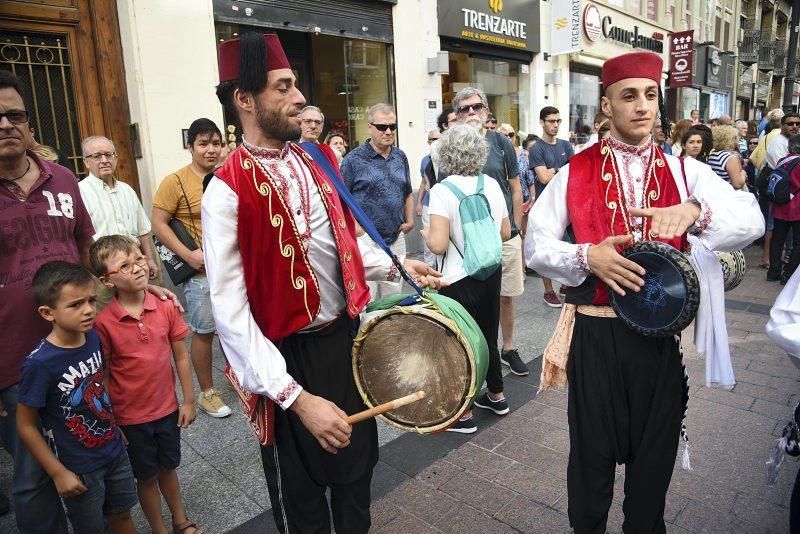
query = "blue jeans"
xmin=183 ymin=275 xmax=216 ymax=334
xmin=0 ymin=383 xmax=69 ymax=533
xmin=63 ymin=451 xmax=137 ymax=534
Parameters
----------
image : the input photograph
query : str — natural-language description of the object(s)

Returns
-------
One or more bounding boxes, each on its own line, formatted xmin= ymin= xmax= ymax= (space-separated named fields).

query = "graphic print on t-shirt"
xmin=57 ymin=349 xmax=117 ymax=449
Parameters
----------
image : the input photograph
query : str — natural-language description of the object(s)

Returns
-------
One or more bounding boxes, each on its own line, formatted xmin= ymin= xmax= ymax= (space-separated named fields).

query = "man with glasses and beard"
xmin=204 ymin=33 xmax=443 ymax=533
xmin=341 ymin=103 xmax=413 ymax=300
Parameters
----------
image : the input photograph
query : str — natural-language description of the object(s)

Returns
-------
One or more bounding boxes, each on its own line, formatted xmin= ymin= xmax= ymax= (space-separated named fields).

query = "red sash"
xmin=567 ymin=140 xmax=688 ymax=305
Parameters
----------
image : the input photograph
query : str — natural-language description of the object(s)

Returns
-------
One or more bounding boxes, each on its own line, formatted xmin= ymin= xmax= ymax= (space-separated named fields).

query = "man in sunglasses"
xmin=0 ymin=69 xmax=94 ymax=532
xmin=341 ymin=103 xmax=413 ymax=300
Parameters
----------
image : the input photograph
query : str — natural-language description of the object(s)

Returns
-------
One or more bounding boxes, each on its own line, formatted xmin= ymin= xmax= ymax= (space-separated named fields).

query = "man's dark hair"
xmin=0 ymin=69 xmax=23 ymax=96
xmin=523 ymin=133 xmax=540 ymax=148
xmin=32 ymin=261 xmax=94 ymax=308
xmin=437 ymin=107 xmax=453 ymax=131
xmin=789 ymin=134 xmax=800 ymax=155
xmin=187 ymin=118 xmax=222 ymax=147
xmin=782 ymin=113 xmax=800 ymax=125
xmin=540 ymin=106 xmax=559 ymax=121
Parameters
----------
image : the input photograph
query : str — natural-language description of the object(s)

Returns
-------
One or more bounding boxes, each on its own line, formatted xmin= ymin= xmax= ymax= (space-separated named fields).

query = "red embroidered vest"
xmin=566 ymin=140 xmax=688 ymax=305
xmin=215 ymin=143 xmax=370 ymax=342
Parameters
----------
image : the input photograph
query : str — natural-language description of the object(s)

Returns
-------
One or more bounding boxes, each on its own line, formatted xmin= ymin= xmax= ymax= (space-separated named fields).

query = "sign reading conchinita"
xmin=668 ymin=30 xmax=694 ymax=88
xmin=438 ymin=0 xmax=540 ymax=53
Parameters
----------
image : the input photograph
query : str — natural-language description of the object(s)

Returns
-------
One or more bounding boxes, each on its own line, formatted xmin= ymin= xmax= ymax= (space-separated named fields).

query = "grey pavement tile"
xmin=665 ymin=522 xmax=692 ymax=533
xmin=537 ymin=426 xmax=570 ymax=451
xmin=468 ymin=427 xmax=511 ymax=452
xmin=689 ymin=397 xmax=777 ymax=433
xmin=175 ymin=459 xmax=265 ymax=533
xmin=494 ymin=495 xmax=571 ymax=532
xmin=433 ymin=502 xmax=517 ymax=534
xmin=604 ymin=502 xmax=625 ymax=534
xmin=664 ymin=492 xmax=690 ymax=524
xmin=512 ymin=399 xmax=550 ymax=420
xmin=444 ymin=443 xmax=515 ymax=480
xmin=414 ymin=459 xmax=464 ymax=489
xmin=389 ymin=477 xmax=458 ymax=525
xmin=180 ymin=408 xmax=254 ymax=457
xmin=493 ymin=436 xmax=569 ymax=480
xmin=529 ymin=404 xmax=570 ymax=431
xmin=375 ymin=511 xmax=441 ymax=533
xmin=733 ymin=491 xmax=790 ymax=532
xmin=673 ymin=500 xmax=764 ymax=533
xmin=752 ymin=398 xmax=795 ymax=420
xmin=371 ymin=498 xmax=402 ymax=531
xmin=492 ymin=463 xmax=566 ymax=507
xmin=376 ymin=419 xmax=406 ymax=448
xmin=668 ymin=468 xmax=738 ymax=510
xmin=201 ymin=437 xmax=269 ymax=504
xmin=735 ymin=368 xmax=779 ymax=387
xmin=748 ymin=359 xmax=800 ymax=379
xmin=693 ymin=385 xmax=755 ymax=410
xmin=532 ymin=389 xmax=568 ymax=410
xmin=439 ymin=471 xmax=517 ymax=516
xmin=372 ymin=460 xmax=410 ymax=501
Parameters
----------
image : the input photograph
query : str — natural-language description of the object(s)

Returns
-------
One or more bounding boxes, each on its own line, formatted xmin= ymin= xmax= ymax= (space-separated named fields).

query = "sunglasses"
xmin=0 ymin=110 xmax=29 ymax=124
xmin=457 ymin=103 xmax=487 ymax=114
xmin=505 ymin=132 xmax=516 ymax=138
xmin=786 ymin=121 xmax=800 ymax=127
xmin=370 ymin=123 xmax=397 ymax=132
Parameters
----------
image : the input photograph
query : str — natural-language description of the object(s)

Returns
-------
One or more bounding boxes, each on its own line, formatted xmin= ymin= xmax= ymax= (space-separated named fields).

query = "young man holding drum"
xmin=525 ymin=51 xmax=763 ymax=532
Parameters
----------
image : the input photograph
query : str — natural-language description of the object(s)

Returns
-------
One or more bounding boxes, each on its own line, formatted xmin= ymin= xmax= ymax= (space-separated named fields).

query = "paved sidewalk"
xmin=370 ymin=247 xmax=799 ymax=533
xmin=1 ymin=246 xmax=796 ymax=532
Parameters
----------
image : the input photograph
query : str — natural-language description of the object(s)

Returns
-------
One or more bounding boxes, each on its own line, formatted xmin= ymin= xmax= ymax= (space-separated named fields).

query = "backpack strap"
xmin=476 ymin=174 xmax=485 ymax=194
xmin=442 ymin=180 xmax=467 ymax=201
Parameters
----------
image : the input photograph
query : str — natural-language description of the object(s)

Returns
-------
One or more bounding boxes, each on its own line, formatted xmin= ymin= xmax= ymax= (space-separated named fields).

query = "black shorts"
xmin=120 ymin=410 xmax=181 ymax=480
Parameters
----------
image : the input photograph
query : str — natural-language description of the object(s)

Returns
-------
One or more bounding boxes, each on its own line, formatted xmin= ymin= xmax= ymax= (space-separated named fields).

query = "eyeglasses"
xmin=85 ymin=152 xmax=117 ymax=161
xmin=544 ymin=119 xmax=563 ymax=124
xmin=301 ymin=119 xmax=323 ymax=126
xmin=748 ymin=141 xmax=759 ymax=145
xmin=427 ymin=137 xmax=439 ymax=142
xmin=456 ymin=102 xmax=487 ymax=114
xmin=103 ymin=255 xmax=148 ymax=278
xmin=0 ymin=110 xmax=29 ymax=124
xmin=370 ymin=123 xmax=397 ymax=132
xmin=786 ymin=121 xmax=800 ymax=127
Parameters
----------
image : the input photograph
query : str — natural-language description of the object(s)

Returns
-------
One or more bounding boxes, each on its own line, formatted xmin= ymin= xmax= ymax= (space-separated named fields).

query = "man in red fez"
xmin=202 ymin=33 xmax=443 ymax=533
xmin=525 ymin=51 xmax=763 ymax=532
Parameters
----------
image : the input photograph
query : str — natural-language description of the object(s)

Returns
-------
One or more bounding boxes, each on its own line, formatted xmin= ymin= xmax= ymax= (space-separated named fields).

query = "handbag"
xmin=153 ymin=174 xmax=200 ymax=285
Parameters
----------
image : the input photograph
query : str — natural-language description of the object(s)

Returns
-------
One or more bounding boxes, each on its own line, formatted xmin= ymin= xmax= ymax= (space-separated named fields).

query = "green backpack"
xmin=442 ymin=174 xmax=502 ymax=281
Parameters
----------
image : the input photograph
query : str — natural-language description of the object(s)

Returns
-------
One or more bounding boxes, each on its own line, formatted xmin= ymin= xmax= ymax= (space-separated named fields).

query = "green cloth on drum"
xmin=365 ymin=292 xmax=489 ymax=396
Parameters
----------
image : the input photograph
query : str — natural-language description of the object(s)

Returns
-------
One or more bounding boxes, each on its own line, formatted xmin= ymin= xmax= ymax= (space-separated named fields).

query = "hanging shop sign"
xmin=668 ymin=30 xmax=694 ymax=88
xmin=551 ymin=0 xmax=582 ymax=56
xmin=438 ymin=0 xmax=540 ymax=53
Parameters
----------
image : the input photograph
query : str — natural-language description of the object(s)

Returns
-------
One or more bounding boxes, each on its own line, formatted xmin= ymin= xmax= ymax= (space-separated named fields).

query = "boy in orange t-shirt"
xmin=91 ymin=235 xmax=201 ymax=534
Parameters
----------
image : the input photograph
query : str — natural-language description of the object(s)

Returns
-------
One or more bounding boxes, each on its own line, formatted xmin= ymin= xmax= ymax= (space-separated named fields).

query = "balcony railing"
xmin=759 ymin=32 xmax=776 ymax=71
xmin=739 ymin=28 xmax=761 ymax=65
xmin=757 ymin=77 xmax=771 ymax=101
xmin=773 ymin=43 xmax=787 ymax=77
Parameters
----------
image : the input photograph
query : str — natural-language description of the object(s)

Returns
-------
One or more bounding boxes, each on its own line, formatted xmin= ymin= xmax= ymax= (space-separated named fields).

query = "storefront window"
xmin=678 ymin=87 xmax=700 ymax=121
xmin=214 ymin=23 xmax=393 ymax=151
xmin=441 ymin=52 xmax=530 ymax=135
xmin=569 ymin=71 xmax=600 ymax=145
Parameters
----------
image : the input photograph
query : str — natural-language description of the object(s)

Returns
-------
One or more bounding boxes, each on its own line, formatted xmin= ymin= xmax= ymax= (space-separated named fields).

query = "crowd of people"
xmin=0 ymin=33 xmax=784 ymax=534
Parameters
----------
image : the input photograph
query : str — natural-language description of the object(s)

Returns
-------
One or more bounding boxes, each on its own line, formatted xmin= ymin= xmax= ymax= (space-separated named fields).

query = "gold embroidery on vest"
xmin=601 ymin=144 xmax=619 ymax=234
xmin=242 ymin=150 xmax=315 ymax=322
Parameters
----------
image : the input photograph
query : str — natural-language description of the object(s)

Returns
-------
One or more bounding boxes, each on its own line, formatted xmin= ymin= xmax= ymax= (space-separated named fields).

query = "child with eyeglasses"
xmin=90 ymin=235 xmax=202 ymax=534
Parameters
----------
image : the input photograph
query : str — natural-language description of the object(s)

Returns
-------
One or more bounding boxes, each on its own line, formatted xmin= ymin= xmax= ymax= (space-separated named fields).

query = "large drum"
xmin=610 ymin=241 xmax=701 ymax=337
xmin=352 ymin=293 xmax=488 ymax=433
xmin=715 ymin=249 xmax=746 ymax=292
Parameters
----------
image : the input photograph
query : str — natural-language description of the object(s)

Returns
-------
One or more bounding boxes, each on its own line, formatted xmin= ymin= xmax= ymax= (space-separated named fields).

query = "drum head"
xmin=354 ymin=310 xmax=475 ymax=432
xmin=611 ymin=241 xmax=700 ymax=337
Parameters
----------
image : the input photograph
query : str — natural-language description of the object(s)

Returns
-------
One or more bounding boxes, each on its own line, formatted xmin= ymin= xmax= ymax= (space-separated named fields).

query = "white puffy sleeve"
xmin=766 ymin=269 xmax=800 ymax=359
xmin=201 ymin=178 xmax=302 ymax=410
xmin=357 ymin=233 xmax=394 ymax=281
xmin=679 ymin=157 xmax=765 ymax=252
xmin=524 ymin=165 xmax=592 ymax=287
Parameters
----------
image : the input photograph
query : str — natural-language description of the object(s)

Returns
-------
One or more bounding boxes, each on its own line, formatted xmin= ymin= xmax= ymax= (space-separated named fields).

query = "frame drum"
xmin=352 ymin=293 xmax=488 ymax=433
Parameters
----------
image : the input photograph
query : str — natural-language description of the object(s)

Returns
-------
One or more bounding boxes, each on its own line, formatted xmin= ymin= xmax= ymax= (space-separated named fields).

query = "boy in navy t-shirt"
xmin=16 ymin=261 xmax=137 ymax=534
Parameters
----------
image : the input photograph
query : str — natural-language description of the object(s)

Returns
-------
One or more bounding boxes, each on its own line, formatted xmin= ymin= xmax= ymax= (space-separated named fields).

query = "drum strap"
xmin=540 ymin=304 xmax=617 ymax=391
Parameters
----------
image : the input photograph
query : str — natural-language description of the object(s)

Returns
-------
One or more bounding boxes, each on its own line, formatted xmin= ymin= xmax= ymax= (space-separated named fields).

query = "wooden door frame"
xmin=1 ymin=0 xmax=140 ymax=196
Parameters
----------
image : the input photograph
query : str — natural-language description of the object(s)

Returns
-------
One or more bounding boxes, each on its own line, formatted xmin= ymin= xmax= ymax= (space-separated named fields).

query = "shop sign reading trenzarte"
xmin=438 ymin=0 xmax=539 ymax=53
xmin=581 ymin=2 xmax=664 ymax=53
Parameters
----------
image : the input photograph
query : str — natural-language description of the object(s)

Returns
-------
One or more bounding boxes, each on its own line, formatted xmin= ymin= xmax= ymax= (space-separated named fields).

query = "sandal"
xmin=173 ymin=520 xmax=203 ymax=534
xmin=758 ymin=262 xmax=770 ymax=269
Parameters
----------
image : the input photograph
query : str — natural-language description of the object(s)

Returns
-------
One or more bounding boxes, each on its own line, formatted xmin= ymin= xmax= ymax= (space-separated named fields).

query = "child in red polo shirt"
xmin=90 ymin=235 xmax=202 ymax=534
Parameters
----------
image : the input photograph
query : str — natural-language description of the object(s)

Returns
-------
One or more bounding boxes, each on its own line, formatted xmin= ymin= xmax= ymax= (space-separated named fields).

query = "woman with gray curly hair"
xmin=422 ymin=124 xmax=511 ymax=434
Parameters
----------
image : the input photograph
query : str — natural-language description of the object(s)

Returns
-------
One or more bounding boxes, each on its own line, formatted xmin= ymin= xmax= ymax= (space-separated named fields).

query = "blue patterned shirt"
xmin=341 ymin=142 xmax=412 ymax=244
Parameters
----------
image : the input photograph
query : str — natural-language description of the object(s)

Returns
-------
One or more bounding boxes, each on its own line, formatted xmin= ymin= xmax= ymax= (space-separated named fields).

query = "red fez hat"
xmin=217 ymin=34 xmax=291 ymax=82
xmin=602 ymin=52 xmax=663 ymax=89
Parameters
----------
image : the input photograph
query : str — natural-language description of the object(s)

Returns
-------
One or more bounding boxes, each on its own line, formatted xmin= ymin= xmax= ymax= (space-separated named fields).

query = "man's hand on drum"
xmin=290 ymin=391 xmax=351 ymax=454
xmin=587 ymin=235 xmax=646 ymax=297
xmin=629 ymin=201 xmax=701 ymax=241
xmin=403 ymin=259 xmax=448 ymax=289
